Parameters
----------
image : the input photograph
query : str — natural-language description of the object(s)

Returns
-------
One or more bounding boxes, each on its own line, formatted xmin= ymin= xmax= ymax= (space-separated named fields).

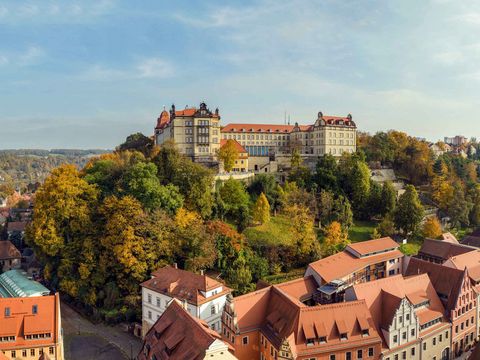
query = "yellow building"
xmin=219 ymin=139 xmax=249 ymax=173
xmin=155 ymin=102 xmax=221 ymax=163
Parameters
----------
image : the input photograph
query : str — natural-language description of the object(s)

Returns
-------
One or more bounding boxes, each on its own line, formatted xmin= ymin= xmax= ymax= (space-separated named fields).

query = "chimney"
xmin=173 ymin=262 xmax=178 ymax=269
xmin=200 ymin=269 xmax=204 ymax=276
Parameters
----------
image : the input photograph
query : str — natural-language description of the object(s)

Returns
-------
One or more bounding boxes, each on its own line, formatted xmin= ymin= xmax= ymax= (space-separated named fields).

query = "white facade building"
xmin=140 ymin=265 xmax=231 ymax=337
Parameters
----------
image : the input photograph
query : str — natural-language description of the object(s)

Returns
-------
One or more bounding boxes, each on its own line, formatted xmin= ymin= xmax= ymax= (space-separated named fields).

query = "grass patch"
xmin=400 ymin=242 xmax=421 ymax=255
xmin=262 ymin=268 xmax=306 ymax=284
xmin=244 ymin=216 xmax=293 ymax=247
xmin=348 ymin=220 xmax=377 ymax=242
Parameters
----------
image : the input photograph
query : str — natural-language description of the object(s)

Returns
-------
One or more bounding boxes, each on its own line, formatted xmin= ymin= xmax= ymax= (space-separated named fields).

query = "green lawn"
xmin=263 ymin=268 xmax=306 ymax=284
xmin=348 ymin=220 xmax=377 ymax=242
xmin=244 ymin=216 xmax=294 ymax=247
xmin=399 ymin=242 xmax=421 ymax=255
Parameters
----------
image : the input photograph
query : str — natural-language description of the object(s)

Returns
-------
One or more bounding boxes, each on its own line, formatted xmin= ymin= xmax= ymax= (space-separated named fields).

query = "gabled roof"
xmin=351 ymin=274 xmax=446 ymax=338
xmin=0 ymin=241 xmax=21 ymax=260
xmin=229 ymin=277 xmax=381 ymax=356
xmin=0 ymin=293 xmax=61 ymax=351
xmin=446 ymin=250 xmax=480 ymax=282
xmin=138 ymin=300 xmax=230 ymax=360
xmin=418 ymin=238 xmax=474 ymax=261
xmin=141 ymin=266 xmax=231 ymax=306
xmin=220 ymin=139 xmax=248 ymax=155
xmin=461 ymin=234 xmax=480 ymax=248
xmin=441 ymin=232 xmax=459 ymax=244
xmin=405 ymin=257 xmax=464 ymax=314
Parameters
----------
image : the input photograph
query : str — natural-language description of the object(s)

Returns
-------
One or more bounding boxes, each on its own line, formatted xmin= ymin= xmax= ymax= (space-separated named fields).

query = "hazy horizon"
xmin=1 ymin=0 xmax=480 ymax=148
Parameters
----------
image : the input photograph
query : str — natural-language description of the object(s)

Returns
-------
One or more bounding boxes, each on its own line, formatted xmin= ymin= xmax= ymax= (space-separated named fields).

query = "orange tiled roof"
xmin=220 ymin=139 xmax=248 ymax=155
xmin=221 ymin=124 xmax=295 ymax=133
xmin=155 ymin=110 xmax=170 ymax=129
xmin=308 ymin=246 xmax=403 ymax=283
xmin=0 ymin=241 xmax=21 ymax=260
xmin=6 ymin=221 xmax=27 ymax=232
xmin=138 ymin=300 xmax=227 ymax=360
xmin=230 ymin=278 xmax=381 ymax=356
xmin=350 ymin=274 xmax=446 ymax=342
xmin=447 ymin=250 xmax=480 ymax=282
xmin=346 ymin=237 xmax=398 ymax=257
xmin=0 ymin=293 xmax=61 ymax=351
xmin=141 ymin=266 xmax=231 ymax=306
xmin=405 ymin=257 xmax=465 ymax=313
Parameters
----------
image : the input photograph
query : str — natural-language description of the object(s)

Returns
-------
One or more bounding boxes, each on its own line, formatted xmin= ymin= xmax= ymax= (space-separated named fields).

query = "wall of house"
xmin=1 ymin=344 xmax=62 ymax=360
xmin=0 ymin=258 xmax=21 ymax=273
xmin=383 ymin=299 xmax=419 ymax=349
xmin=420 ymin=326 xmax=451 ymax=360
xmin=198 ymin=294 xmax=228 ymax=332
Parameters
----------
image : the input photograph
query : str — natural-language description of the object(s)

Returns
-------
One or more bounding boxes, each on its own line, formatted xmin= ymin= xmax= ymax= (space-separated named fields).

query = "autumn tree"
xmin=422 ymin=217 xmax=442 ymax=239
xmin=218 ymin=139 xmax=239 ymax=172
xmin=284 ymin=204 xmax=320 ymax=264
xmin=375 ymin=215 xmax=396 ymax=237
xmin=322 ymin=221 xmax=350 ymax=257
xmin=253 ymin=193 xmax=270 ymax=224
xmin=394 ymin=185 xmax=424 ymax=236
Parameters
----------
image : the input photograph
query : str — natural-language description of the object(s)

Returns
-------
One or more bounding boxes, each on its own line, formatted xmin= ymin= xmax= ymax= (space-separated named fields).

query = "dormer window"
xmin=319 ymin=336 xmax=327 ymax=344
xmin=306 ymin=338 xmax=315 ymax=346
xmin=362 ymin=329 xmax=369 ymax=337
xmin=340 ymin=333 xmax=347 ymax=341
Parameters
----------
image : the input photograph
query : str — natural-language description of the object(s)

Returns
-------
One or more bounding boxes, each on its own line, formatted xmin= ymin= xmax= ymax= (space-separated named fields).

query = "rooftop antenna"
xmin=163 ymin=105 xmax=166 ymax=111
xmin=284 ymin=110 xmax=287 ymax=125
xmin=288 ymin=114 xmax=291 ymax=126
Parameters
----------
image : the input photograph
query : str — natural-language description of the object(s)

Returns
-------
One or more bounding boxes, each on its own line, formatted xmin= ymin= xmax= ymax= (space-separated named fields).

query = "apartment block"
xmin=305 ymin=237 xmax=403 ymax=303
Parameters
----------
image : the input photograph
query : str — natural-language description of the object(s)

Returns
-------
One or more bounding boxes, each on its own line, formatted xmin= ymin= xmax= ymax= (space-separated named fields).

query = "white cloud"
xmin=0 ymin=55 xmax=8 ymax=66
xmin=136 ymin=58 xmax=174 ymax=78
xmin=19 ymin=46 xmax=45 ymax=66
xmin=80 ymin=57 xmax=174 ymax=81
xmin=457 ymin=12 xmax=480 ymax=24
xmin=0 ymin=0 xmax=116 ymax=24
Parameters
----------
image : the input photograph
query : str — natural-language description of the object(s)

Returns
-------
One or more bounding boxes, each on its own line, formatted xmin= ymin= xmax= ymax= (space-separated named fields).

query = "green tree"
xmin=117 ymin=132 xmax=154 ymax=158
xmin=376 ymin=214 xmax=396 ymax=237
xmin=218 ymin=178 xmax=251 ymax=229
xmin=381 ymin=181 xmax=397 ymax=215
xmin=218 ymin=139 xmax=239 ymax=172
xmin=394 ymin=185 xmax=424 ymax=236
xmin=314 ymin=154 xmax=338 ymax=192
xmin=253 ymin=193 xmax=270 ymax=224
xmin=122 ymin=161 xmax=183 ymax=213
xmin=247 ymin=174 xmax=280 ymax=212
xmin=226 ymin=251 xmax=254 ymax=295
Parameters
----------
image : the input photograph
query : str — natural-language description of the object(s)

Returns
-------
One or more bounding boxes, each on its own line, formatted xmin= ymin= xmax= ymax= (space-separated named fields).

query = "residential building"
xmin=219 ymin=139 xmax=249 ymax=173
xmin=406 ymin=258 xmax=477 ymax=356
xmin=416 ymin=238 xmax=474 ymax=264
xmin=443 ymin=250 xmax=480 ymax=341
xmin=222 ymin=276 xmax=382 ymax=360
xmin=154 ymin=102 xmax=221 ymax=163
xmin=0 ymin=270 xmax=63 ymax=360
xmin=0 ymin=241 xmax=21 ymax=273
xmin=305 ymin=237 xmax=403 ymax=303
xmin=346 ymin=274 xmax=451 ymax=360
xmin=137 ymin=299 xmax=237 ymax=360
xmin=444 ymin=136 xmax=467 ymax=147
xmin=6 ymin=221 xmax=28 ymax=249
xmin=140 ymin=265 xmax=232 ymax=337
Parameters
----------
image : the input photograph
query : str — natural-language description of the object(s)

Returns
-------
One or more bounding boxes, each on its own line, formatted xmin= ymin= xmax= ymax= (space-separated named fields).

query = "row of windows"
xmin=455 ymin=302 xmax=474 ymax=318
xmin=5 ymin=305 xmax=37 ymax=317
xmin=2 ymin=347 xmax=54 ymax=359
xmin=454 ymin=316 xmax=475 ymax=334
xmin=328 ymin=348 xmax=374 ymax=360
xmin=224 ymin=134 xmax=287 ymax=141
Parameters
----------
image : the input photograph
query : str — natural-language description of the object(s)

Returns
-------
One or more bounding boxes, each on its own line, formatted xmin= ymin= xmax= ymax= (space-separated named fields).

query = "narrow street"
xmin=61 ymin=301 xmax=142 ymax=360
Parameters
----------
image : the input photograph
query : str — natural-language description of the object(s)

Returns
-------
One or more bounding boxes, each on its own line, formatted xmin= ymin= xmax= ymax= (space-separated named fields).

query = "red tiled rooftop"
xmin=0 ymin=241 xmax=21 ymax=260
xmin=346 ymin=237 xmax=398 ymax=257
xmin=141 ymin=266 xmax=231 ymax=306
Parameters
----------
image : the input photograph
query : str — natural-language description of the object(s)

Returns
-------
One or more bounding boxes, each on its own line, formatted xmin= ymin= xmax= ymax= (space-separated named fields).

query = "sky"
xmin=1 ymin=0 xmax=480 ymax=149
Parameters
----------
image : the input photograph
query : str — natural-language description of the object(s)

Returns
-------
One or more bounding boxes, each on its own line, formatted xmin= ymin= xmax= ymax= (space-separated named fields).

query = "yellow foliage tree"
xmin=422 ymin=217 xmax=443 ymax=239
xmin=322 ymin=221 xmax=350 ymax=257
xmin=432 ymin=175 xmax=454 ymax=211
xmin=253 ymin=193 xmax=270 ymax=224
xmin=218 ymin=139 xmax=239 ymax=172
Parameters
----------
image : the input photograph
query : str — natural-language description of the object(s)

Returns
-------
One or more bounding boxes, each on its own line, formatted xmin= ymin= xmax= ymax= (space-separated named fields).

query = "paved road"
xmin=61 ymin=301 xmax=142 ymax=360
